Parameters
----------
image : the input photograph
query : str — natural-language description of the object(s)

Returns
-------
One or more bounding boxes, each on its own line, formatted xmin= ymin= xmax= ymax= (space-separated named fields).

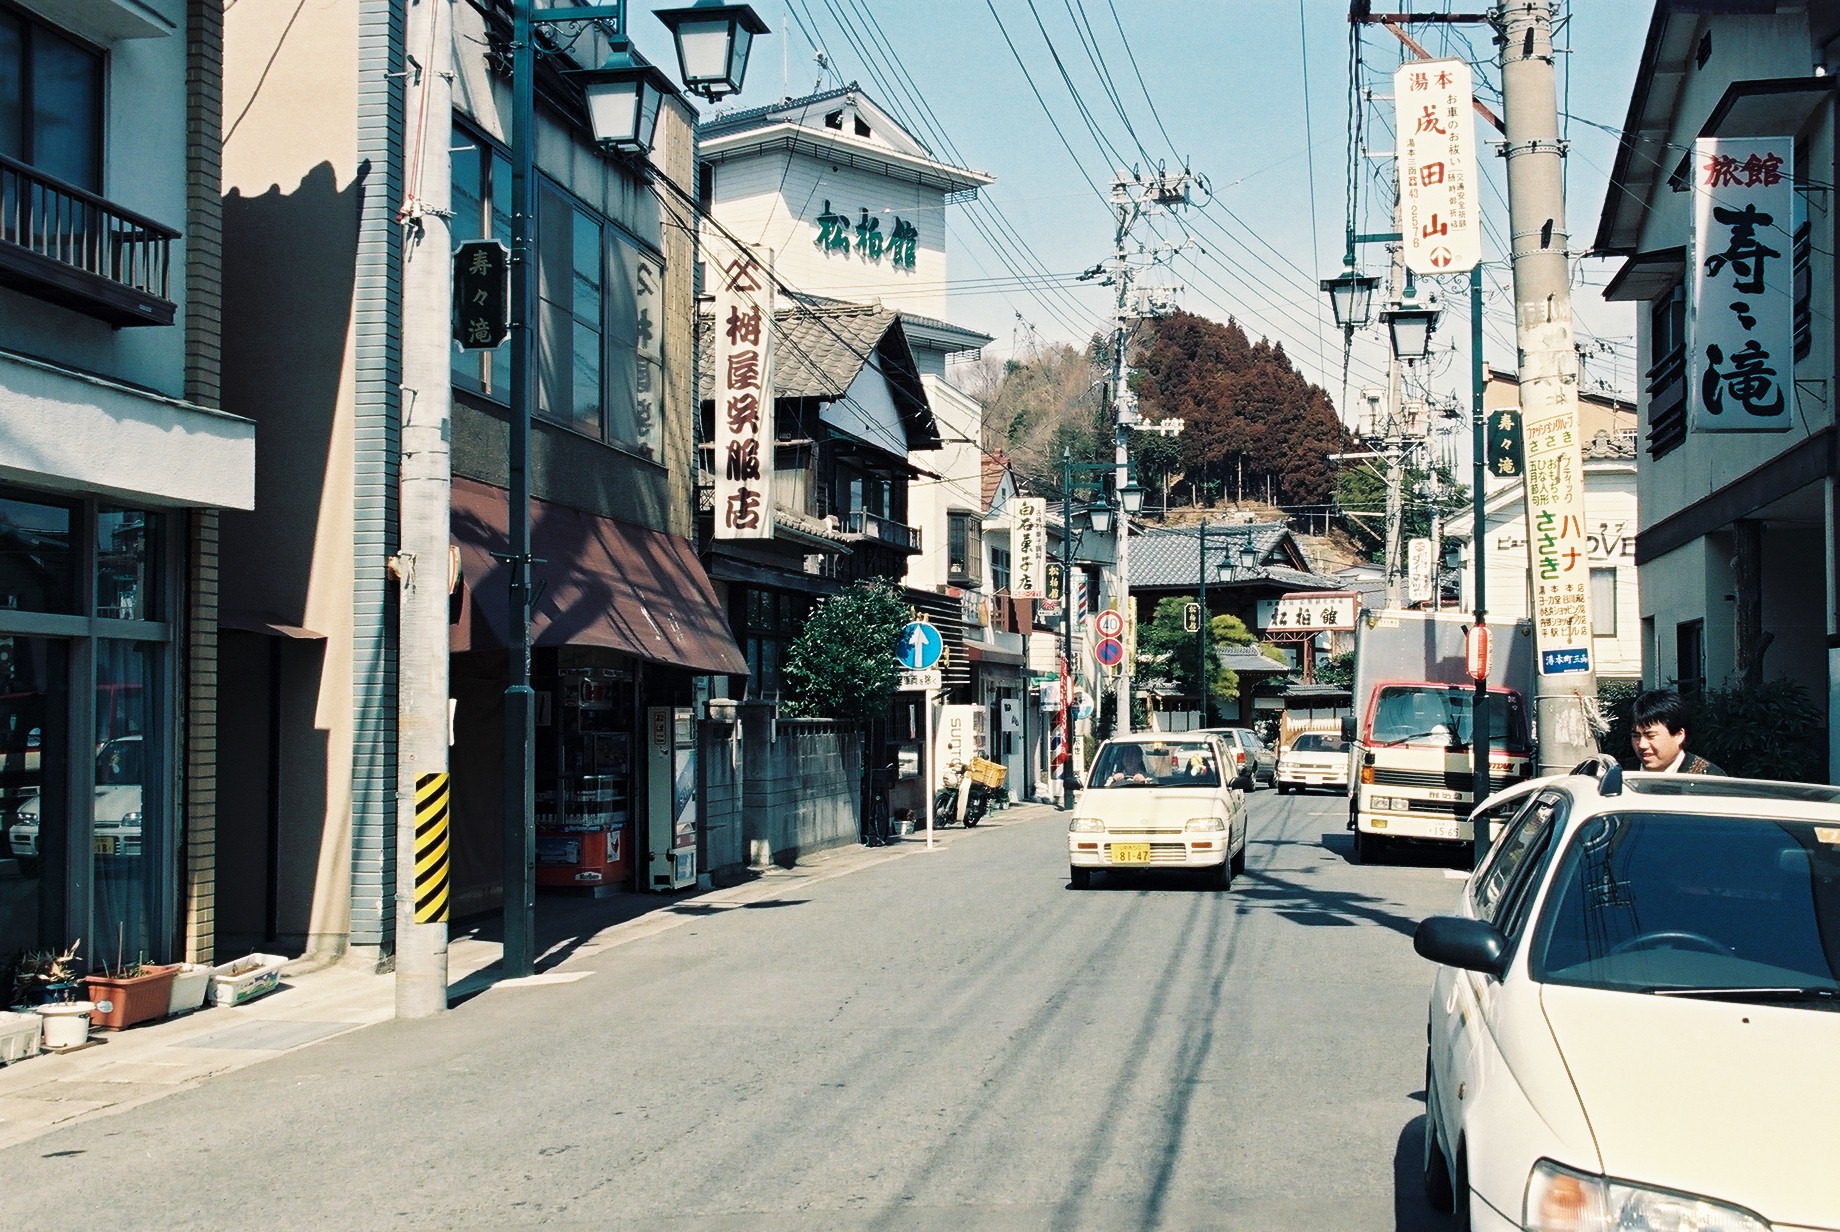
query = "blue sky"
xmin=630 ymin=1 xmax=1653 ymax=417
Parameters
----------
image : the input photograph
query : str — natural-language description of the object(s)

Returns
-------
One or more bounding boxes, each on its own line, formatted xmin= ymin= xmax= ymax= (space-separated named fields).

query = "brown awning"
xmin=450 ymin=477 xmax=748 ymax=676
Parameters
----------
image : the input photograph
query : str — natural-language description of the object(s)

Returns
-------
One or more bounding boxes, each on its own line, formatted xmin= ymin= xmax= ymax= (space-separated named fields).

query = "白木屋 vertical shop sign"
xmin=1012 ymin=498 xmax=1046 ymax=598
xmin=1690 ymin=137 xmax=1794 ymax=433
xmin=1395 ymin=58 xmax=1479 ymax=275
xmin=713 ymin=245 xmax=775 ymax=541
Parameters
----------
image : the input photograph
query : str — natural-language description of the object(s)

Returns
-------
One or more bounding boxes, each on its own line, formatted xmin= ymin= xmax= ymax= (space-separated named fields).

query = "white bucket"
xmin=36 ymin=1002 xmax=93 ymax=1049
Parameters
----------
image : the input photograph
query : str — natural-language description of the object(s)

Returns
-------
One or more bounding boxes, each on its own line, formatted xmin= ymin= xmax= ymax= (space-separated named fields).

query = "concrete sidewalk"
xmin=0 ymin=810 xmax=1044 ymax=1149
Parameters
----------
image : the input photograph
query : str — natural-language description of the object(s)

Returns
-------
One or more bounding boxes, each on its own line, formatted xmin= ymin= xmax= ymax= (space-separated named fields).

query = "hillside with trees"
xmin=976 ymin=313 xmax=1353 ymax=512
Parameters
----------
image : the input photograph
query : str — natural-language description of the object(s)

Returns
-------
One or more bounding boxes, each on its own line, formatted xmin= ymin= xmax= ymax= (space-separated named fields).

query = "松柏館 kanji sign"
xmin=712 ymin=244 xmax=775 ymax=541
xmin=1395 ymin=58 xmax=1479 ymax=275
xmin=814 ymin=200 xmax=919 ymax=270
xmin=1690 ymin=137 xmax=1794 ymax=433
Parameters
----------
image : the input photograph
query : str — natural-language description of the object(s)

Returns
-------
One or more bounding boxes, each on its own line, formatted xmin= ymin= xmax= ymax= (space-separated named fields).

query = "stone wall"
xmin=699 ymin=703 xmax=862 ymax=881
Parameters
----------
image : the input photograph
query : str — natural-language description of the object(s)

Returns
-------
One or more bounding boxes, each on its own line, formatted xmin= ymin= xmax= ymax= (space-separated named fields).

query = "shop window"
xmin=741 ymin=588 xmax=804 ymax=697
xmin=96 ymin=508 xmax=156 ymax=620
xmin=0 ymin=491 xmax=76 ymax=613
xmin=1590 ymin=567 xmax=1616 ymax=637
xmin=93 ymin=639 xmax=154 ymax=970
xmin=0 ymin=8 xmax=103 ymax=194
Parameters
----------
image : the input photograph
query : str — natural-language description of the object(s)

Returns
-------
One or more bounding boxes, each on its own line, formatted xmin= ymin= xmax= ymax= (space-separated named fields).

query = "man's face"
xmin=1631 ymin=721 xmax=1688 ymax=771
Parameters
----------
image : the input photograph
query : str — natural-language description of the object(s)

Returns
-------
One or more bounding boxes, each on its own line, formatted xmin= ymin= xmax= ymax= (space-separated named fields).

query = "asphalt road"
xmin=0 ymin=789 xmax=1469 ymax=1231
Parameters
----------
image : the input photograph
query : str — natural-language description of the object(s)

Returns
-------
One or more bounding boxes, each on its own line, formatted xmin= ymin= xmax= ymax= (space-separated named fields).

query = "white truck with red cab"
xmin=1341 ymin=609 xmax=1536 ymax=862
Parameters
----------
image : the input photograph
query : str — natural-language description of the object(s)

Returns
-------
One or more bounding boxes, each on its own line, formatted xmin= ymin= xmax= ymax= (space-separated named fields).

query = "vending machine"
xmin=646 ymin=706 xmax=698 ymax=890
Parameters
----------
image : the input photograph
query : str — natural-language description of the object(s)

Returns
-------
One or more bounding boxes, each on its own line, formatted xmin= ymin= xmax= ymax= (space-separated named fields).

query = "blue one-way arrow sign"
xmin=897 ymin=620 xmax=943 ymax=671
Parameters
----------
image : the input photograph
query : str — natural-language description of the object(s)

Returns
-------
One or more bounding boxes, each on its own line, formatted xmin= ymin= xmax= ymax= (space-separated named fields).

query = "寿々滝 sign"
xmin=1690 ymin=136 xmax=1794 ymax=433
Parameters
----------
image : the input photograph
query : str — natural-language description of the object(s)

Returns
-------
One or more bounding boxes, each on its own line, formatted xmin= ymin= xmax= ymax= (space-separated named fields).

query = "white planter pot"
xmin=36 ymin=1002 xmax=93 ymax=1049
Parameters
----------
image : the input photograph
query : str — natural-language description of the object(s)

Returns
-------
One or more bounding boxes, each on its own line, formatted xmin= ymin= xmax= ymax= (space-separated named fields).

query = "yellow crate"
xmin=968 ymin=757 xmax=1006 ymax=788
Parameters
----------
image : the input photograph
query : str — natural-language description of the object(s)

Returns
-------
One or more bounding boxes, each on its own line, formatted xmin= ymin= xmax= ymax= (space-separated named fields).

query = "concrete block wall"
xmin=733 ymin=704 xmax=862 ymax=869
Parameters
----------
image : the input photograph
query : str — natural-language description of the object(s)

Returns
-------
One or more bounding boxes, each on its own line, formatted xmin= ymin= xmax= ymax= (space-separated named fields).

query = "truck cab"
xmin=1343 ymin=610 xmax=1537 ymax=863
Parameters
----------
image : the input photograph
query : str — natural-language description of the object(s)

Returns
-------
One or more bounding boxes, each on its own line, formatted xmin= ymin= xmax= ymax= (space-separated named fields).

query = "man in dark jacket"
xmin=1630 ymin=688 xmax=1725 ymax=775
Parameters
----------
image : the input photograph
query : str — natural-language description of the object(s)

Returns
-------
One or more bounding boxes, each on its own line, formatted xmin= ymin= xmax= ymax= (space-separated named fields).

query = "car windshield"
xmin=1088 ymin=741 xmax=1221 ymax=788
xmin=1371 ymin=686 xmax=1526 ymax=750
xmin=97 ymin=739 xmax=141 ymax=786
xmin=1531 ymin=811 xmax=1840 ymax=1002
xmin=1290 ymin=734 xmax=1347 ymax=754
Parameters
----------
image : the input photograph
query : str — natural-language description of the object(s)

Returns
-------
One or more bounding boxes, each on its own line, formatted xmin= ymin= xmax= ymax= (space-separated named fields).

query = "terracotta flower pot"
xmin=83 ymin=965 xmax=180 ymax=1031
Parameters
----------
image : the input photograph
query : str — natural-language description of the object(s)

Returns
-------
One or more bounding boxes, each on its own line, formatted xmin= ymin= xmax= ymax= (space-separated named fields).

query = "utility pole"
xmin=1197 ymin=521 xmax=1209 ymax=726
xmin=1088 ymin=169 xmax=1191 ymax=735
xmin=1496 ymin=0 xmax=1598 ymax=773
xmin=394 ymin=0 xmax=453 ymax=1017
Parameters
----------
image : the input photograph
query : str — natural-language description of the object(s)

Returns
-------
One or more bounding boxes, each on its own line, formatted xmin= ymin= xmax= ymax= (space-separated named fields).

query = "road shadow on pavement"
xmin=1394 ymin=1114 xmax=1452 ymax=1231
xmin=1231 ymin=866 xmax=1424 ymax=937
xmin=1323 ymin=831 xmax=1474 ymax=871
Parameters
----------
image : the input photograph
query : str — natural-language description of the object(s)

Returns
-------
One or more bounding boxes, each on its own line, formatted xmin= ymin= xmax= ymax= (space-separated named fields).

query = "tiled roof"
xmin=699 ymin=302 xmax=899 ymax=401
xmin=1129 ymin=523 xmax=1338 ymax=591
xmin=698 ymin=84 xmax=861 ymax=140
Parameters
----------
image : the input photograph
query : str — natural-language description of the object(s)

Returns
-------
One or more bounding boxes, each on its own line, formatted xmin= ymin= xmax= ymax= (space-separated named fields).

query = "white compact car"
xmin=8 ymin=736 xmax=143 ymax=873
xmin=1274 ymin=731 xmax=1350 ymax=795
xmin=1068 ymin=733 xmax=1248 ymax=889
xmin=1413 ymin=763 xmax=1840 ymax=1232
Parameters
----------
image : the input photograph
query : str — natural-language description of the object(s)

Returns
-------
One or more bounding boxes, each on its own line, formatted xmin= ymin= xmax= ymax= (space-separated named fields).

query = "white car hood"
xmin=1541 ymin=983 xmax=1840 ymax=1227
xmin=1075 ymin=786 xmax=1231 ymax=823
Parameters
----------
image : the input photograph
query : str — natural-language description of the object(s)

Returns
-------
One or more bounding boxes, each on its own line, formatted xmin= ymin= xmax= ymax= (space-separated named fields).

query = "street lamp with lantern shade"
xmin=499 ymin=0 xmax=767 ymax=979
xmin=1320 ymin=266 xmax=1381 ymax=331
xmin=656 ymin=0 xmax=771 ymax=100
xmin=1380 ymin=292 xmax=1441 ymax=364
xmin=569 ymin=41 xmax=679 ymax=154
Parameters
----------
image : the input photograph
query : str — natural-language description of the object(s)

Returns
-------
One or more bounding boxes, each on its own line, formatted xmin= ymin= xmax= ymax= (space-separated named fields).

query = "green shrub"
xmin=1685 ymin=678 xmax=1827 ymax=782
xmin=780 ymin=579 xmax=907 ymax=721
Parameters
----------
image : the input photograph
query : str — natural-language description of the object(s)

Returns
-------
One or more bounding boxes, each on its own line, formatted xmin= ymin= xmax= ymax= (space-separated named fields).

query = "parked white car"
xmin=1413 ymin=763 xmax=1840 ymax=1231
xmin=7 ymin=735 xmax=144 ymax=872
xmin=1274 ymin=731 xmax=1349 ymax=794
xmin=1067 ymin=733 xmax=1248 ymax=889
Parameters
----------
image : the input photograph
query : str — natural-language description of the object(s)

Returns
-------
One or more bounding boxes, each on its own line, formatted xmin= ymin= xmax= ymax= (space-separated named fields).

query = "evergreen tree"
xmin=781 ymin=579 xmax=908 ymax=721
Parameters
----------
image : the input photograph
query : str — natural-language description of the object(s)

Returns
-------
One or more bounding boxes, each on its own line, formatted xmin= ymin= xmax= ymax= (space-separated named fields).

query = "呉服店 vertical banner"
xmin=1012 ymin=498 xmax=1046 ymax=598
xmin=713 ymin=244 xmax=776 ymax=540
xmin=1690 ymin=137 xmax=1794 ymax=433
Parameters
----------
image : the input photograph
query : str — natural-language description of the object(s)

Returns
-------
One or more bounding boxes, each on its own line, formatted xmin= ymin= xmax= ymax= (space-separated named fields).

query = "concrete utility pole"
xmin=1091 ymin=169 xmax=1190 ymax=735
xmin=1496 ymin=0 xmax=1598 ymax=772
xmin=394 ymin=0 xmax=453 ymax=1017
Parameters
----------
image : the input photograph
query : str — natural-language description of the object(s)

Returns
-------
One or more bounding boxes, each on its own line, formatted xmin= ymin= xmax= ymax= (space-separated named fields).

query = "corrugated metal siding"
xmin=350 ymin=0 xmax=403 ymax=951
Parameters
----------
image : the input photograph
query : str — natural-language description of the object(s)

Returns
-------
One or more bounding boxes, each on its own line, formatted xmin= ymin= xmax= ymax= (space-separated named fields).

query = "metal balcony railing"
xmin=844 ymin=509 xmax=922 ymax=553
xmin=1643 ymin=343 xmax=1687 ymax=460
xmin=0 ymin=153 xmax=178 ymax=326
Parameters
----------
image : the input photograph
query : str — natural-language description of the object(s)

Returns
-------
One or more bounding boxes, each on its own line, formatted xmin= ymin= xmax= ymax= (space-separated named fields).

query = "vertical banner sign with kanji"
xmin=1395 ymin=59 xmax=1479 ymax=275
xmin=1407 ymin=538 xmax=1434 ymax=605
xmin=1012 ymin=498 xmax=1046 ymax=598
xmin=453 ymin=240 xmax=509 ymax=351
xmin=1690 ymin=137 xmax=1794 ymax=433
xmin=713 ymin=245 xmax=775 ymax=541
xmin=1525 ymin=381 xmax=1594 ymax=676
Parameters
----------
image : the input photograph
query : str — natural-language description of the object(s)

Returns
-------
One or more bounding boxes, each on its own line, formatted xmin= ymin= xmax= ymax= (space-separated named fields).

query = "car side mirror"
xmin=1339 ymin=715 xmax=1356 ymax=742
xmin=1413 ymin=915 xmax=1509 ymax=978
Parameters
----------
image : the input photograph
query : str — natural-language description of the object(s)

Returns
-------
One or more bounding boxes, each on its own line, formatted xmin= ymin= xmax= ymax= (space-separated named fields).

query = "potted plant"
xmin=83 ymin=955 xmax=179 ymax=1031
xmin=8 ymin=941 xmax=83 ymax=1007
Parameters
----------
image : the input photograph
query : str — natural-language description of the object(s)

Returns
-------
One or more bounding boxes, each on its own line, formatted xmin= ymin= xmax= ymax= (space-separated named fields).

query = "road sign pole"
xmin=923 ymin=689 xmax=936 ymax=850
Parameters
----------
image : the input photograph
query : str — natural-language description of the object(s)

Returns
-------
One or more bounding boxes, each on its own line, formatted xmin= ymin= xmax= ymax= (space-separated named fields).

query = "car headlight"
xmin=121 ymin=811 xmax=141 ymax=826
xmin=1525 ymin=1159 xmax=1770 ymax=1232
xmin=1184 ymin=816 xmax=1226 ymax=832
xmin=1068 ymin=817 xmax=1104 ymax=833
